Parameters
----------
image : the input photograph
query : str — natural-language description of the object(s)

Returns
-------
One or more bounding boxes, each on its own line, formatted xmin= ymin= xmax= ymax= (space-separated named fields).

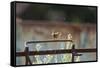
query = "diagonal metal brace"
xmin=24 ymin=47 xmax=32 ymax=65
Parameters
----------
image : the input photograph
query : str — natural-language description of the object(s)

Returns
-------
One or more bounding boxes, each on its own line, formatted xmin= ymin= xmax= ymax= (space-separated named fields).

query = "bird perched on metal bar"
xmin=51 ymin=32 xmax=61 ymax=39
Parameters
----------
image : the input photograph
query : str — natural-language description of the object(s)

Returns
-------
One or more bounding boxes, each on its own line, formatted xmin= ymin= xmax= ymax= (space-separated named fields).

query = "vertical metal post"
xmin=71 ymin=44 xmax=75 ymax=62
xmin=71 ymin=44 xmax=82 ymax=62
xmin=25 ymin=47 xmax=32 ymax=65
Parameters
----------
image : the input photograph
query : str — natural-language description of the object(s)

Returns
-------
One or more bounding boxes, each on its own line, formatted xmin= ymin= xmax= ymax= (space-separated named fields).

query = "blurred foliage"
xmin=18 ymin=3 xmax=97 ymax=23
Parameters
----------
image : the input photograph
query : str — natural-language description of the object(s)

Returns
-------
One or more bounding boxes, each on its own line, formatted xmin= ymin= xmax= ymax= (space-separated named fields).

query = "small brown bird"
xmin=51 ymin=32 xmax=61 ymax=39
xmin=67 ymin=33 xmax=72 ymax=40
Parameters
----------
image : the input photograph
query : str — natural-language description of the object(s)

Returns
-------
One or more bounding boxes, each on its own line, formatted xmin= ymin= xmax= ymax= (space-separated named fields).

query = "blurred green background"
xmin=16 ymin=2 xmax=97 ymax=65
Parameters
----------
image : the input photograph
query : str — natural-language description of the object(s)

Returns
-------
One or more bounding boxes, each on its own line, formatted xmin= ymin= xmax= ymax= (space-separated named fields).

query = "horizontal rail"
xmin=16 ymin=48 xmax=96 ymax=56
xmin=26 ymin=40 xmax=73 ymax=44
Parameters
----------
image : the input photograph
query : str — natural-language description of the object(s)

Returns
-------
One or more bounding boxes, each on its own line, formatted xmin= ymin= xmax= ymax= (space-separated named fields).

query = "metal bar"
xmin=26 ymin=40 xmax=73 ymax=44
xmin=25 ymin=47 xmax=28 ymax=65
xmin=16 ymin=48 xmax=96 ymax=56
xmin=71 ymin=44 xmax=82 ymax=62
xmin=72 ymin=44 xmax=75 ymax=62
xmin=24 ymin=47 xmax=32 ymax=65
